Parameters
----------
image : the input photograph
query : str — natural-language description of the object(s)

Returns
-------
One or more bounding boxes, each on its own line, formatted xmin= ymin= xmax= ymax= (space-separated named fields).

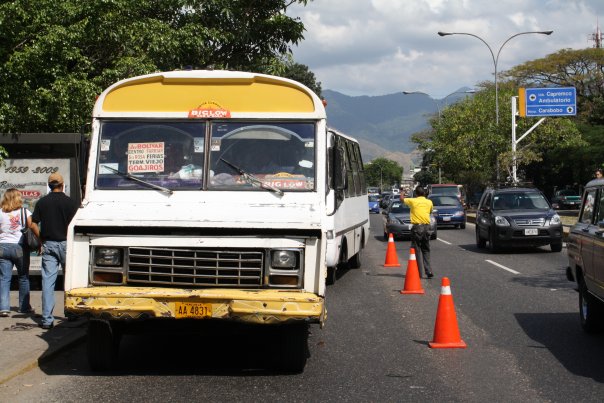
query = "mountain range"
xmin=322 ymin=88 xmax=472 ymax=171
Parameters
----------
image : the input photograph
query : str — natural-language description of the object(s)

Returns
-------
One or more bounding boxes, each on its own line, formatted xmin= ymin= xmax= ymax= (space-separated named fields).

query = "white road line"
xmin=485 ymin=259 xmax=520 ymax=275
xmin=437 ymin=238 xmax=452 ymax=245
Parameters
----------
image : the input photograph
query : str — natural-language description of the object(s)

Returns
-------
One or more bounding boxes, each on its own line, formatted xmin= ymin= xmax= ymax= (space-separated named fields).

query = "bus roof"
xmin=93 ymin=70 xmax=326 ymax=119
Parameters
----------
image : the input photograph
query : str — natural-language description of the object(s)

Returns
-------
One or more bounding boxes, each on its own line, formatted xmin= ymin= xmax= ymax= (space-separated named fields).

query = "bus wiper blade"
xmin=101 ymin=165 xmax=173 ymax=195
xmin=219 ymin=158 xmax=283 ymax=196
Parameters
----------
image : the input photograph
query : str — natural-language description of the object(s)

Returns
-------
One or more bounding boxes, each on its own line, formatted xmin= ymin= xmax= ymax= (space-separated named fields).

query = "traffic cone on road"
xmin=383 ymin=233 xmax=401 ymax=267
xmin=400 ymin=247 xmax=424 ymax=294
xmin=429 ymin=277 xmax=467 ymax=349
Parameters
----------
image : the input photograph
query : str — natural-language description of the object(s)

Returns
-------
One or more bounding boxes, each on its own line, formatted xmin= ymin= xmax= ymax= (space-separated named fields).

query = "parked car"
xmin=551 ymin=189 xmax=581 ymax=209
xmin=427 ymin=184 xmax=467 ymax=207
xmin=566 ymin=177 xmax=604 ymax=332
xmin=429 ymin=195 xmax=466 ymax=229
xmin=475 ymin=187 xmax=563 ymax=252
xmin=382 ymin=199 xmax=437 ymax=241
xmin=368 ymin=195 xmax=380 ymax=214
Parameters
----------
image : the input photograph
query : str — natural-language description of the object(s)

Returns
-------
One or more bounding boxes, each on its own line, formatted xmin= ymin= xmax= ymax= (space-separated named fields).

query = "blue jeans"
xmin=0 ymin=243 xmax=32 ymax=313
xmin=41 ymin=241 xmax=66 ymax=325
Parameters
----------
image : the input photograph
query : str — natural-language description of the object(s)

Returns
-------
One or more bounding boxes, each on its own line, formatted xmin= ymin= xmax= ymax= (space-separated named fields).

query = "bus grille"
xmin=127 ymin=247 xmax=264 ymax=288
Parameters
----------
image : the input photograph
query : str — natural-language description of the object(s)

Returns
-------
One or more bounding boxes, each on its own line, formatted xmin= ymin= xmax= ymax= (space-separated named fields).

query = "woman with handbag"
xmin=0 ymin=188 xmax=38 ymax=317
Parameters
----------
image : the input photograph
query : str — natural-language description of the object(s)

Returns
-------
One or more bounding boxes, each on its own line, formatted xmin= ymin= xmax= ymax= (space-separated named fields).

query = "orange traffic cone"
xmin=429 ymin=277 xmax=467 ymax=349
xmin=400 ymin=247 xmax=424 ymax=294
xmin=383 ymin=233 xmax=401 ymax=267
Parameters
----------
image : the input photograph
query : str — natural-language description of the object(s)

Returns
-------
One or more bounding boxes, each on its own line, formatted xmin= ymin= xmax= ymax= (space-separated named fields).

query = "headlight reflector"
xmin=271 ymin=250 xmax=297 ymax=269
xmin=95 ymin=248 xmax=123 ymax=266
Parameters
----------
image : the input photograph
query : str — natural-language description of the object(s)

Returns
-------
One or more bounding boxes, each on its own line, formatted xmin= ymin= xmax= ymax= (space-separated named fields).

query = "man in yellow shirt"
xmin=402 ymin=187 xmax=434 ymax=278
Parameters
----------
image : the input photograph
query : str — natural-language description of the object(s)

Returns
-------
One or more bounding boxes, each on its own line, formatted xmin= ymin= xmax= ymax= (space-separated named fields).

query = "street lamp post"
xmin=437 ymin=30 xmax=553 ymax=126
xmin=438 ymin=30 xmax=553 ymax=183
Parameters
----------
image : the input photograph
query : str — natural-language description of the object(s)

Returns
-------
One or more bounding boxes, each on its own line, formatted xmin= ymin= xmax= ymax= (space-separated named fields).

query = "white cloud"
xmin=288 ymin=0 xmax=604 ymax=97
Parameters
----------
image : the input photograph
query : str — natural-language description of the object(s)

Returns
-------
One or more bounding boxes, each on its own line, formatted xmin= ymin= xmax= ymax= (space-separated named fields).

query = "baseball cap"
xmin=48 ymin=172 xmax=64 ymax=185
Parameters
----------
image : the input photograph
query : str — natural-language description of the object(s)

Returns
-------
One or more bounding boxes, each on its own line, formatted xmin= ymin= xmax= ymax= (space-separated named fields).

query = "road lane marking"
xmin=485 ymin=259 xmax=520 ymax=275
xmin=437 ymin=238 xmax=452 ymax=245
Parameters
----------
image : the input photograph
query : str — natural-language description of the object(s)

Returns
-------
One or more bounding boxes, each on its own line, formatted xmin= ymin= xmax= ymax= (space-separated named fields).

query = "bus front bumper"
xmin=65 ymin=287 xmax=326 ymax=325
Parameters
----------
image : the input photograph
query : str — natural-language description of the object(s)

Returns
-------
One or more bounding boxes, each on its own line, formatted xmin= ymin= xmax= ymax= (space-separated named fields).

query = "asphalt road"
xmin=2 ymin=213 xmax=603 ymax=402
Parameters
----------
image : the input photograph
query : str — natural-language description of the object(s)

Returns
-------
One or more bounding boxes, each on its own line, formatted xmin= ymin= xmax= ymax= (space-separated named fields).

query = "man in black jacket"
xmin=32 ymin=172 xmax=79 ymax=329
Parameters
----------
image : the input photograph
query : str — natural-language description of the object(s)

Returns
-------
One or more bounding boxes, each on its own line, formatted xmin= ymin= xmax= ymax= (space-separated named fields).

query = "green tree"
xmin=0 ymin=0 xmax=311 ymax=135
xmin=413 ymin=81 xmax=583 ymax=187
xmin=364 ymin=158 xmax=403 ymax=190
xmin=281 ymin=59 xmax=322 ymax=97
xmin=503 ymin=48 xmax=604 ymax=124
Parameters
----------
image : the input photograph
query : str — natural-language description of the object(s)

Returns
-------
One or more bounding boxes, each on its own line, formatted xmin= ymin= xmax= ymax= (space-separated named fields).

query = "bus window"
xmin=208 ymin=122 xmax=316 ymax=191
xmin=96 ymin=121 xmax=205 ymax=190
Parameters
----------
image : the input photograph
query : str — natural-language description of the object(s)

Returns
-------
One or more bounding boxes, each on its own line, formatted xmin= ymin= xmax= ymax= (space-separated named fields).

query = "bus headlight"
xmin=268 ymin=249 xmax=302 ymax=288
xmin=271 ymin=250 xmax=297 ymax=269
xmin=95 ymin=248 xmax=123 ymax=266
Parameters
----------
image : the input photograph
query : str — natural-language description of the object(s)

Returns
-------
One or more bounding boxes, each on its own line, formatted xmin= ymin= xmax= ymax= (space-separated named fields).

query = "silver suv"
xmin=566 ymin=178 xmax=604 ymax=332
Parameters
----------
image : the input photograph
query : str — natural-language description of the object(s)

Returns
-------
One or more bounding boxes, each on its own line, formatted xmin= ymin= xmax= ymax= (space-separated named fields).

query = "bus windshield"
xmin=96 ymin=121 xmax=316 ymax=191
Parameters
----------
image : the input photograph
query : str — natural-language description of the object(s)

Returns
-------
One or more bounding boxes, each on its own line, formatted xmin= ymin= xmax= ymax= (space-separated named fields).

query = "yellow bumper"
xmin=65 ymin=287 xmax=325 ymax=325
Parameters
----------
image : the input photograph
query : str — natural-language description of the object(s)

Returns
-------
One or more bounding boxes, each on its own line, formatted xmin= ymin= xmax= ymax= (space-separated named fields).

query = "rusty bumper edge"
xmin=65 ymin=287 xmax=325 ymax=325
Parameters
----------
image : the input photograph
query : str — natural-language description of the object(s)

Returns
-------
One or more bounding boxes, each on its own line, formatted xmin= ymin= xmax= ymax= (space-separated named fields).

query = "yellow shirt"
xmin=403 ymin=196 xmax=433 ymax=224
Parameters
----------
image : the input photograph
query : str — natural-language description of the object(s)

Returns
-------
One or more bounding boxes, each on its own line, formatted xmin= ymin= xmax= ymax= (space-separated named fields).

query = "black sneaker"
xmin=0 ymin=311 xmax=10 ymax=317
xmin=426 ymin=272 xmax=434 ymax=278
xmin=40 ymin=323 xmax=54 ymax=330
xmin=17 ymin=308 xmax=35 ymax=315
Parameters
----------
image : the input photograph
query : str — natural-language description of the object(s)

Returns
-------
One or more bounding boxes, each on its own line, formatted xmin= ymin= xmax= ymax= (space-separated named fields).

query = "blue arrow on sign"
xmin=524 ymin=87 xmax=576 ymax=117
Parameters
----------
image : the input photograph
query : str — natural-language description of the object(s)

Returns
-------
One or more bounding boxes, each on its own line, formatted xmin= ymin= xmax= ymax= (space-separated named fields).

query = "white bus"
xmin=64 ymin=70 xmax=369 ymax=372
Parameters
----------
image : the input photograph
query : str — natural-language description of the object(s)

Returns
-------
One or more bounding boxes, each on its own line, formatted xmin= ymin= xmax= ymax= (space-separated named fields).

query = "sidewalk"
xmin=0 ymin=290 xmax=88 ymax=385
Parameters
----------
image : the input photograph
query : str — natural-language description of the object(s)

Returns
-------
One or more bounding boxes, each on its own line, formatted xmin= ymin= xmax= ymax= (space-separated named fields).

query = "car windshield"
xmin=389 ymin=202 xmax=410 ymax=214
xmin=430 ymin=196 xmax=461 ymax=206
xmin=492 ymin=192 xmax=550 ymax=210
xmin=368 ymin=195 xmax=379 ymax=202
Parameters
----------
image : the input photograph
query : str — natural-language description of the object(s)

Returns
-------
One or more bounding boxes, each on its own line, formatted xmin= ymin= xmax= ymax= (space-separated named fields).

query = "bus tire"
xmin=87 ymin=319 xmax=120 ymax=371
xmin=326 ymin=266 xmax=336 ymax=285
xmin=277 ymin=323 xmax=309 ymax=373
xmin=349 ymin=235 xmax=364 ymax=269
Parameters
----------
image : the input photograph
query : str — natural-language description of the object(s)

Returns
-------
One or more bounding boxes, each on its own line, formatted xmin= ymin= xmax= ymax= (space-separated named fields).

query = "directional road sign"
xmin=519 ymin=87 xmax=576 ymax=117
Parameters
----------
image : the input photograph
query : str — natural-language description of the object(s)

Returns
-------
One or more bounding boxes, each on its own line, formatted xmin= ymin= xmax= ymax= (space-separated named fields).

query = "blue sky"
xmin=288 ymin=0 xmax=604 ymax=98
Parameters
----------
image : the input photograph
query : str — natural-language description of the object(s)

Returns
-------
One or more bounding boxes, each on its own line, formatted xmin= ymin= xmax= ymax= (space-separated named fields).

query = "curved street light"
xmin=437 ymin=30 xmax=553 ymax=125
xmin=438 ymin=30 xmax=553 ymax=183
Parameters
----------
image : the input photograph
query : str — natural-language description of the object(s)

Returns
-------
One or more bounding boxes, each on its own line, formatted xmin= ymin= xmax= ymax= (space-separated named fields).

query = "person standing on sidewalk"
xmin=0 ymin=189 xmax=37 ymax=317
xmin=402 ymin=186 xmax=434 ymax=278
xmin=32 ymin=173 xmax=79 ymax=329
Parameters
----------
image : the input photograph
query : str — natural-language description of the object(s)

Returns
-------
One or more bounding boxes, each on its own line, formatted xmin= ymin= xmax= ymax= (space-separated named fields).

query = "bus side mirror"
xmin=334 ymin=146 xmax=347 ymax=191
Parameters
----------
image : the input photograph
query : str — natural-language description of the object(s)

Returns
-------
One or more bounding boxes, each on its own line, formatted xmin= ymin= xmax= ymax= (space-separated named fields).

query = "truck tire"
xmin=274 ymin=323 xmax=309 ymax=373
xmin=579 ymin=277 xmax=603 ymax=333
xmin=87 ymin=319 xmax=120 ymax=371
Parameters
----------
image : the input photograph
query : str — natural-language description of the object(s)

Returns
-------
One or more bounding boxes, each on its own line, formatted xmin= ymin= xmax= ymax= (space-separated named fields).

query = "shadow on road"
xmin=515 ymin=312 xmax=604 ymax=383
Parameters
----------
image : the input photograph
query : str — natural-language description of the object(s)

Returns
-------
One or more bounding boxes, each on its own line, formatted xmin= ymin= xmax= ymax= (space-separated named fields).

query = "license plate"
xmin=443 ymin=217 xmax=451 ymax=222
xmin=524 ymin=228 xmax=538 ymax=236
xmin=174 ymin=302 xmax=212 ymax=318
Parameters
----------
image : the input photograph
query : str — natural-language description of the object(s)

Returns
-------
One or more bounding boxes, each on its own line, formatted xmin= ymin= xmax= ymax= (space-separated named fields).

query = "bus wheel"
xmin=276 ymin=323 xmax=309 ymax=373
xmin=326 ymin=266 xmax=336 ymax=285
xmin=349 ymin=233 xmax=364 ymax=269
xmin=349 ymin=245 xmax=363 ymax=269
xmin=87 ymin=319 xmax=120 ymax=371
